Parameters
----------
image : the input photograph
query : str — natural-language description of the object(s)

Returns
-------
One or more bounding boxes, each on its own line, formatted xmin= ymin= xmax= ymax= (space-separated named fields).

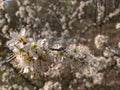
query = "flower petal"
xmin=10 ymin=32 xmax=18 ymax=38
xmin=20 ymin=28 xmax=26 ymax=36
xmin=6 ymin=39 xmax=17 ymax=46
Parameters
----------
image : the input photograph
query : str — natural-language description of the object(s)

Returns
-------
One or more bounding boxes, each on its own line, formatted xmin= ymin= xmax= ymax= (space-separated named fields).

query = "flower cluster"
xmin=0 ymin=0 xmax=120 ymax=90
xmin=6 ymin=28 xmax=94 ymax=75
xmin=116 ymin=23 xmax=120 ymax=29
xmin=6 ymin=29 xmax=53 ymax=75
xmin=6 ymin=28 xmax=120 ymax=90
xmin=94 ymin=34 xmax=108 ymax=49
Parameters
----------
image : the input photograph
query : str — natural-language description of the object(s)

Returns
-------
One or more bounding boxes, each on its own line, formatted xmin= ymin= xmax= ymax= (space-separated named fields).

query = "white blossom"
xmin=94 ymin=34 xmax=108 ymax=49
xmin=118 ymin=42 xmax=120 ymax=48
xmin=116 ymin=23 xmax=120 ymax=29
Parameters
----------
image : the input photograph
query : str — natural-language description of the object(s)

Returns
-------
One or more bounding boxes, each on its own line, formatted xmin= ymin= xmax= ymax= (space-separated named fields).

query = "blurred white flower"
xmin=43 ymin=81 xmax=62 ymax=90
xmin=93 ymin=73 xmax=103 ymax=85
xmin=0 ymin=1 xmax=7 ymax=10
xmin=2 ymin=25 xmax=9 ymax=34
xmin=71 ymin=0 xmax=77 ymax=5
xmin=118 ymin=42 xmax=120 ymax=48
xmin=116 ymin=23 xmax=120 ymax=29
xmin=83 ymin=66 xmax=96 ymax=77
xmin=94 ymin=34 xmax=108 ymax=49
xmin=116 ymin=58 xmax=120 ymax=67
xmin=16 ymin=6 xmax=26 ymax=18
xmin=103 ymin=47 xmax=113 ymax=57
xmin=23 ymin=66 xmax=30 ymax=73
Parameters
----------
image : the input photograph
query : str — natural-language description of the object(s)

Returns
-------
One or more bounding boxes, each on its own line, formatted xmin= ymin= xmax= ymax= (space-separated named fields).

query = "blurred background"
xmin=0 ymin=0 xmax=120 ymax=90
